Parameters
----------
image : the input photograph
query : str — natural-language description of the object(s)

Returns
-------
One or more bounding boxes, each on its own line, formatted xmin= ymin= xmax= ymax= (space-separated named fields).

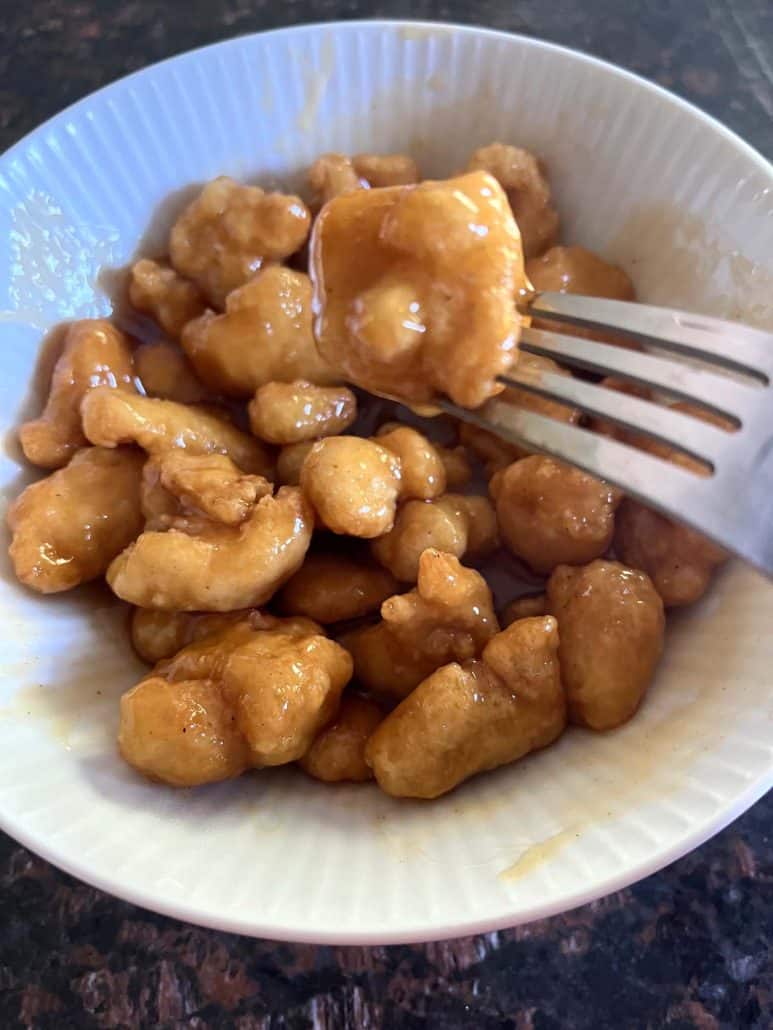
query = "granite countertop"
xmin=1 ymin=2 xmax=772 ymax=1027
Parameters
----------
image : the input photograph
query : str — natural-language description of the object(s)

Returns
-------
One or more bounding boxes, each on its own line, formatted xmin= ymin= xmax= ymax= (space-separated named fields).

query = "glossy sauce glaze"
xmin=310 ymin=171 xmax=526 ymax=407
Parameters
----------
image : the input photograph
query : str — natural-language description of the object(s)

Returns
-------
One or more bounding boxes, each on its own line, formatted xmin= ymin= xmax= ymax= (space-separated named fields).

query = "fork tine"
xmin=497 ymin=367 xmax=734 ymax=467
xmin=520 ymin=326 xmax=751 ymax=420
xmin=524 ymin=292 xmax=773 ymax=381
xmin=438 ymin=396 xmax=723 ymax=535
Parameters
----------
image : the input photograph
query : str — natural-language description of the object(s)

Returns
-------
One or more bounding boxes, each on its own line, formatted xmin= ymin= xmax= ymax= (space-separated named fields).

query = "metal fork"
xmin=439 ymin=292 xmax=773 ymax=577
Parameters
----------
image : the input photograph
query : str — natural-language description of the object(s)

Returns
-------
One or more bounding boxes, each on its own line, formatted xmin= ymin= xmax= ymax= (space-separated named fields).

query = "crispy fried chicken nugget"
xmin=308 ymin=153 xmax=366 ymax=209
xmin=118 ymin=676 xmax=251 ymax=787
xmin=490 ymin=456 xmax=621 ymax=574
xmin=154 ymin=452 xmax=272 ymax=526
xmin=107 ymin=486 xmax=313 ymax=611
xmin=219 ymin=621 xmax=352 ymax=767
xmin=80 ymin=386 xmax=274 ymax=477
xmin=340 ymin=549 xmax=499 ymax=702
xmin=371 ymin=494 xmax=498 ymax=582
xmin=467 ymin=142 xmax=559 ymax=258
xmin=181 ymin=266 xmax=336 ymax=396
xmin=19 ymin=319 xmax=137 ymax=469
xmin=120 ymin=615 xmax=351 ymax=784
xmin=614 ymin=500 xmax=728 ymax=608
xmin=120 ymin=613 xmax=350 ymax=782
xmin=130 ymin=607 xmax=266 ymax=664
xmin=526 ymin=245 xmax=635 ymax=300
xmin=352 ymin=153 xmax=419 ymax=187
xmin=311 ymin=171 xmax=525 ymax=408
xmin=308 ymin=152 xmax=419 ymax=210
xmin=366 ymin=615 xmax=566 ymax=798
xmin=300 ymin=694 xmax=384 ymax=782
xmin=248 ymin=381 xmax=357 ymax=444
xmin=128 ymin=259 xmax=207 ymax=338
xmin=133 ymin=340 xmax=210 ymax=405
xmin=278 ymin=550 xmax=399 ymax=624
xmin=300 ymin=436 xmax=402 ymax=538
xmin=169 ymin=176 xmax=311 ymax=307
xmin=525 ymin=246 xmax=637 ymax=349
xmin=374 ymin=425 xmax=446 ymax=500
xmin=547 ymin=560 xmax=664 ymax=730
xmin=8 ymin=446 xmax=144 ymax=593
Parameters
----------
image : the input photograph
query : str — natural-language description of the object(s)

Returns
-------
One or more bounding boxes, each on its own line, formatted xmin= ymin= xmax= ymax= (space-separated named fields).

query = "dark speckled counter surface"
xmin=1 ymin=2 xmax=772 ymax=1027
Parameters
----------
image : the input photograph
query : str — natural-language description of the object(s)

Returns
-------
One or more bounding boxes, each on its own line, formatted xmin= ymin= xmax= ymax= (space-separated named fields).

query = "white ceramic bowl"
xmin=0 ymin=21 xmax=771 ymax=945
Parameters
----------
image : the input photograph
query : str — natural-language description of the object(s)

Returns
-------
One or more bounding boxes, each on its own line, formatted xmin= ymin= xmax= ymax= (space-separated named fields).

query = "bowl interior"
xmin=0 ymin=21 xmax=771 ymax=944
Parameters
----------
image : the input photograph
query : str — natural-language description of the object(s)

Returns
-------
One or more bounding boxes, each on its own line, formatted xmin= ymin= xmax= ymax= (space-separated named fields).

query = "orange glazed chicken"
xmin=341 ymin=549 xmax=499 ymax=703
xmin=5 ymin=140 xmax=715 ymax=804
xmin=119 ymin=616 xmax=352 ymax=786
xmin=366 ymin=615 xmax=566 ymax=798
xmin=311 ymin=171 xmax=526 ymax=408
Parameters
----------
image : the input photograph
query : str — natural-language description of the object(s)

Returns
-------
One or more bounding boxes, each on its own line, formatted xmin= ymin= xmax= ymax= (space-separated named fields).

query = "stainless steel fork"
xmin=439 ymin=292 xmax=773 ymax=577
